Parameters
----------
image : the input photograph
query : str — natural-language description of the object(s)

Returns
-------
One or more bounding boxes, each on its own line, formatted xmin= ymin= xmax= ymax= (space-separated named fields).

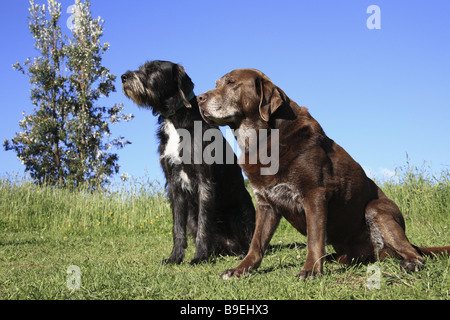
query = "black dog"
xmin=121 ymin=60 xmax=255 ymax=264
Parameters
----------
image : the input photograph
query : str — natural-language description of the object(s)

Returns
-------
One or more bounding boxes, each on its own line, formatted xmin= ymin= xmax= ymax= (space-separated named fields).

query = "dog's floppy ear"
xmin=257 ymin=76 xmax=285 ymax=122
xmin=175 ymin=64 xmax=194 ymax=108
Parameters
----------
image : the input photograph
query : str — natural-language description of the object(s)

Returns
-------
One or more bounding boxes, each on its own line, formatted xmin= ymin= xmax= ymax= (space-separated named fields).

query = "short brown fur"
xmin=197 ymin=69 xmax=450 ymax=279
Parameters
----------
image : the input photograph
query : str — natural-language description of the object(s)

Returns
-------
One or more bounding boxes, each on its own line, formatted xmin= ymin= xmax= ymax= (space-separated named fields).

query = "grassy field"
xmin=0 ymin=163 xmax=449 ymax=300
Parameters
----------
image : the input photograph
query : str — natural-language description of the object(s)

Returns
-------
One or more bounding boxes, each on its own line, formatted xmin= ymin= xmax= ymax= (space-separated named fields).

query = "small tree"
xmin=4 ymin=0 xmax=133 ymax=188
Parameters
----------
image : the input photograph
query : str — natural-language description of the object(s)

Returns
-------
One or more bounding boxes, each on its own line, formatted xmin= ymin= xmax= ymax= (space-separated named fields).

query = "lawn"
xmin=0 ymin=163 xmax=449 ymax=300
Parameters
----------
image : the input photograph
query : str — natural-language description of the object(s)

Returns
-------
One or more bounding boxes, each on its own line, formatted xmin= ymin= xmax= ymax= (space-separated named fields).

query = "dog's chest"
xmin=254 ymin=183 xmax=307 ymax=235
xmin=160 ymin=120 xmax=182 ymax=163
xmin=255 ymin=183 xmax=303 ymax=211
xmin=159 ymin=120 xmax=193 ymax=192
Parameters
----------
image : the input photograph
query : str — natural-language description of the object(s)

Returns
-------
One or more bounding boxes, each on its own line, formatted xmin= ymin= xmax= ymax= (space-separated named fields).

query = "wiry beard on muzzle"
xmin=122 ymin=73 xmax=157 ymax=108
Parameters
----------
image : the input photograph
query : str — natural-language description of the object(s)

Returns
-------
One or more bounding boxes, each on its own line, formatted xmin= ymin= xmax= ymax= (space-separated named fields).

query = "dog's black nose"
xmin=197 ymin=93 xmax=208 ymax=104
xmin=121 ymin=74 xmax=128 ymax=83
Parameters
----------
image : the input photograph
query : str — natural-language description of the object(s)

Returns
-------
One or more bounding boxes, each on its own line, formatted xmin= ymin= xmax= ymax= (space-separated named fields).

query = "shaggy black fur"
xmin=122 ymin=60 xmax=255 ymax=264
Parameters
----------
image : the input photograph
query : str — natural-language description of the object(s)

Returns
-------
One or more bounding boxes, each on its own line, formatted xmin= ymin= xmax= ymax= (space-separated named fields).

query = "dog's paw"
xmin=161 ymin=256 xmax=183 ymax=265
xmin=296 ymin=268 xmax=322 ymax=280
xmin=400 ymin=259 xmax=423 ymax=273
xmin=220 ymin=268 xmax=249 ymax=280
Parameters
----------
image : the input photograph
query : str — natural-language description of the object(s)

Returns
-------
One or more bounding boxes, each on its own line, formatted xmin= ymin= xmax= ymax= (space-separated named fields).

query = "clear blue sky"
xmin=1 ymin=0 xmax=449 ymax=184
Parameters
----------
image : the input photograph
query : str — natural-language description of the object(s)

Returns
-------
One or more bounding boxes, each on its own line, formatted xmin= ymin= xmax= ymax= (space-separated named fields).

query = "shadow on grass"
xmin=267 ymin=241 xmax=306 ymax=252
xmin=179 ymin=242 xmax=307 ymax=266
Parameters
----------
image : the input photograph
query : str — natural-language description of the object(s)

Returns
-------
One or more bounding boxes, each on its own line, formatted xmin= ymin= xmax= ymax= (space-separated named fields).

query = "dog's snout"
xmin=121 ymin=74 xmax=128 ymax=83
xmin=197 ymin=93 xmax=208 ymax=104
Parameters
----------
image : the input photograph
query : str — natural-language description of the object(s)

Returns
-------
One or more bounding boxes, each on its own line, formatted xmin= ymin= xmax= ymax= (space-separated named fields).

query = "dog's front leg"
xmin=221 ymin=203 xmax=281 ymax=279
xmin=190 ymin=183 xmax=216 ymax=265
xmin=297 ymin=191 xmax=327 ymax=279
xmin=163 ymin=185 xmax=188 ymax=264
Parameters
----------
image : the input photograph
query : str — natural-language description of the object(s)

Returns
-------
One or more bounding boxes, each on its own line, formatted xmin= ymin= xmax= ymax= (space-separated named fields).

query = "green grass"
xmin=0 ymin=164 xmax=449 ymax=300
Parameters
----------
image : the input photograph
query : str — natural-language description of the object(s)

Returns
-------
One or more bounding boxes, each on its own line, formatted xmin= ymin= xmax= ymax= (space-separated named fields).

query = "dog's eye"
xmin=226 ymin=80 xmax=235 ymax=85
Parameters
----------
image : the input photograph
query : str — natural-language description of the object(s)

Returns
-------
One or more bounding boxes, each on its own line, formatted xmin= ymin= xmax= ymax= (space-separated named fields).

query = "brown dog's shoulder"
xmin=285 ymin=104 xmax=326 ymax=137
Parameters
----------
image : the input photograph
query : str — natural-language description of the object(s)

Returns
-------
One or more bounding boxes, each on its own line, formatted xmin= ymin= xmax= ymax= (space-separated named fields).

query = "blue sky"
xmin=1 ymin=0 xmax=449 ymax=184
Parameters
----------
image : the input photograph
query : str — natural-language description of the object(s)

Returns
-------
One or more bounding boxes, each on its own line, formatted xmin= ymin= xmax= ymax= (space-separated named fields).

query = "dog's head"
xmin=121 ymin=60 xmax=194 ymax=116
xmin=197 ymin=69 xmax=287 ymax=127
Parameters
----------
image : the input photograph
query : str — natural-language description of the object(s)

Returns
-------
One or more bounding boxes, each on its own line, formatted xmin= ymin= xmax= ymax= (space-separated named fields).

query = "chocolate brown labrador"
xmin=197 ymin=68 xmax=450 ymax=279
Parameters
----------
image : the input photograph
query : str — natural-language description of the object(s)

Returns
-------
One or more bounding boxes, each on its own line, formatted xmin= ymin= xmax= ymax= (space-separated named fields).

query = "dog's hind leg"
xmin=365 ymin=196 xmax=423 ymax=272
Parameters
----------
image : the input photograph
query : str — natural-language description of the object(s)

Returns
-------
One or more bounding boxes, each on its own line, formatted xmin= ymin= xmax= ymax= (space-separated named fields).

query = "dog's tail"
xmin=414 ymin=245 xmax=450 ymax=257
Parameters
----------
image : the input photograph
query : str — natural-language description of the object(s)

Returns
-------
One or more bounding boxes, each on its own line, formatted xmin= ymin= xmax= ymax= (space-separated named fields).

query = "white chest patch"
xmin=160 ymin=120 xmax=182 ymax=164
xmin=253 ymin=183 xmax=303 ymax=209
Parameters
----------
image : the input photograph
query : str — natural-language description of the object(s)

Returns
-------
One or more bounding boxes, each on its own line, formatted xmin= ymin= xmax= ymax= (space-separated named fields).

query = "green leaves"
xmin=5 ymin=0 xmax=133 ymax=188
